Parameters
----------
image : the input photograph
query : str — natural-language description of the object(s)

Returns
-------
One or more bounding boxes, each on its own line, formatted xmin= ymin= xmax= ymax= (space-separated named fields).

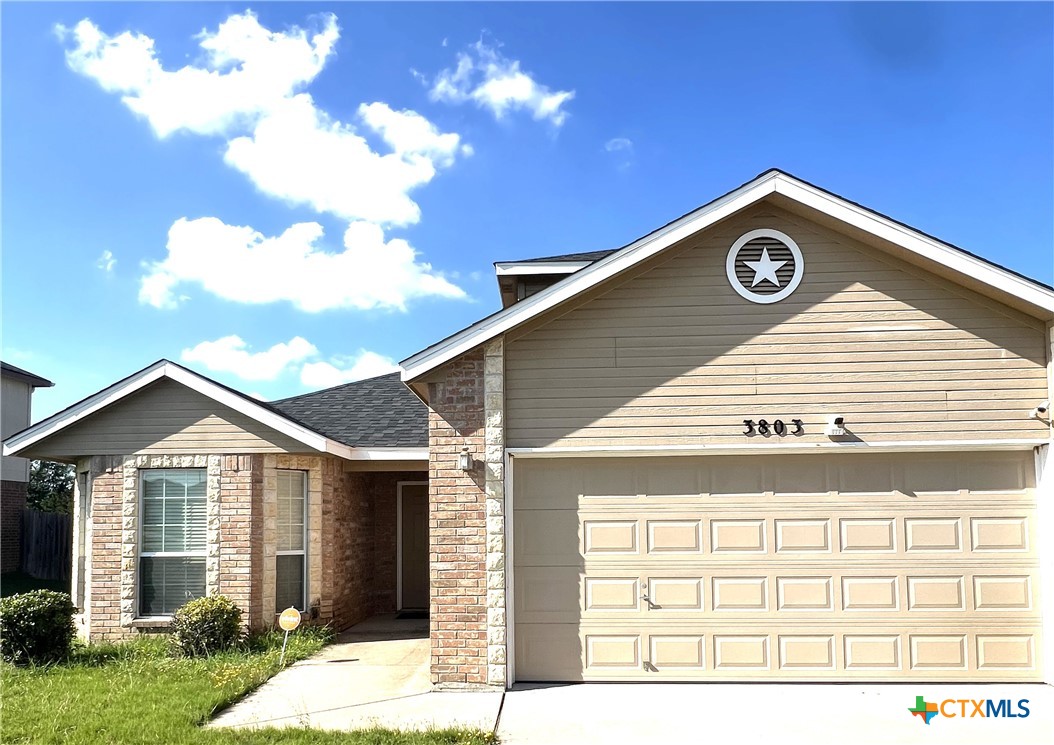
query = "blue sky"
xmin=3 ymin=2 xmax=1051 ymax=421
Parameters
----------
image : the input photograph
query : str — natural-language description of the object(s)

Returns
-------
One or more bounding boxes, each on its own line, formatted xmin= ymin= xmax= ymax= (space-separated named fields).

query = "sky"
xmin=2 ymin=1 xmax=1052 ymax=422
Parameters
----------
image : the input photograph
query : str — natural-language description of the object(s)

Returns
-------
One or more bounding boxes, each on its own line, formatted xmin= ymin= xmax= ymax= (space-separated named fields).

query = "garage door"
xmin=512 ymin=452 xmax=1042 ymax=681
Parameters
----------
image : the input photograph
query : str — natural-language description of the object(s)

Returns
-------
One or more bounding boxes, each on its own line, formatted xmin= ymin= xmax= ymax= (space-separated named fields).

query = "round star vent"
xmin=725 ymin=228 xmax=804 ymax=304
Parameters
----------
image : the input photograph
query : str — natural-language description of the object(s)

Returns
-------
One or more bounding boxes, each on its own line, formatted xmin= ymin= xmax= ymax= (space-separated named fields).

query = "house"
xmin=4 ymin=170 xmax=1052 ymax=687
xmin=1 ymin=362 xmax=54 ymax=572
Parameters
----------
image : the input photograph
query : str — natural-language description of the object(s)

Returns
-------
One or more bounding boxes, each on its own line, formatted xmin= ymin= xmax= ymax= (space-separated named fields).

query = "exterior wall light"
xmin=458 ymin=446 xmax=473 ymax=471
xmin=825 ymin=415 xmax=847 ymax=437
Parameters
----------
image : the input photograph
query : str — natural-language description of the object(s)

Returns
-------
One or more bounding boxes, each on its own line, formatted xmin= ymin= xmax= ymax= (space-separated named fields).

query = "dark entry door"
xmin=400 ymin=484 xmax=429 ymax=609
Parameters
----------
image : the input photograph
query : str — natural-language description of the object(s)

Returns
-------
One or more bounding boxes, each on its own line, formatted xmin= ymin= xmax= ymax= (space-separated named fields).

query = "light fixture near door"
xmin=725 ymin=228 xmax=804 ymax=304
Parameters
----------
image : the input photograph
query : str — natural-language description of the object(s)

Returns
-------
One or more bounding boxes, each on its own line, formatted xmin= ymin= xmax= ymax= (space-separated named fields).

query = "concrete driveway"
xmin=497 ymin=682 xmax=1054 ymax=745
xmin=209 ymin=614 xmax=502 ymax=732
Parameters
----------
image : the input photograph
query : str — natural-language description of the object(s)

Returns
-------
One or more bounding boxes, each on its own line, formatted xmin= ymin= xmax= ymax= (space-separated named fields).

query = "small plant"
xmin=170 ymin=594 xmax=242 ymax=657
xmin=0 ymin=589 xmax=77 ymax=665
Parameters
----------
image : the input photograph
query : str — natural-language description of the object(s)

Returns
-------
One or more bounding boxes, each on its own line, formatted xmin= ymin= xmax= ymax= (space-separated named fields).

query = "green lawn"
xmin=0 ymin=630 xmax=496 ymax=745
xmin=0 ymin=572 xmax=69 ymax=598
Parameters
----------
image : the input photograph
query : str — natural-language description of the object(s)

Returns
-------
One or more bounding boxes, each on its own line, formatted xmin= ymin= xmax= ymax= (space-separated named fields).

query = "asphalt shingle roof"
xmin=1 ymin=361 xmax=53 ymax=388
xmin=503 ymin=249 xmax=617 ymax=264
xmin=270 ymin=372 xmax=426 ymax=448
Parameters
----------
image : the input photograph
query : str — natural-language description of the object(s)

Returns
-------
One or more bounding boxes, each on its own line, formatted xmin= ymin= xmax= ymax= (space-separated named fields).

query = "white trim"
xmin=3 ymin=360 xmax=354 ymax=460
xmin=396 ymin=480 xmax=429 ymax=611
xmin=494 ymin=261 xmax=592 ymax=276
xmin=504 ymin=449 xmax=516 ymax=689
xmin=506 ymin=439 xmax=1049 ymax=459
xmin=402 ymin=170 xmax=1054 ymax=381
xmin=275 ymin=469 xmax=308 ymax=612
xmin=345 ymin=447 xmax=428 ymax=461
xmin=1036 ymin=445 xmax=1054 ymax=685
xmin=137 ymin=466 xmax=208 ymax=618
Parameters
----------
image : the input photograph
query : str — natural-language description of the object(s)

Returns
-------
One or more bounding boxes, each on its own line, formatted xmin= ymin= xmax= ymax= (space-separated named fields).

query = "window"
xmin=276 ymin=470 xmax=307 ymax=611
xmin=139 ymin=469 xmax=206 ymax=616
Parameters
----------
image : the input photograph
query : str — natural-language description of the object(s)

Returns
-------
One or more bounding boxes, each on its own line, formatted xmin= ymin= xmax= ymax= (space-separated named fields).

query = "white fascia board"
xmin=774 ymin=177 xmax=1054 ymax=314
xmin=494 ymin=261 xmax=592 ymax=276
xmin=506 ymin=439 xmax=1049 ymax=458
xmin=345 ymin=447 xmax=429 ymax=461
xmin=401 ymin=173 xmax=779 ymax=381
xmin=3 ymin=361 xmax=350 ymax=459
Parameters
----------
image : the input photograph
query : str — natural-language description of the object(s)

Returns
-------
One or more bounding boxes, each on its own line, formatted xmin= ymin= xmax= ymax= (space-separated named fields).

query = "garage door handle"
xmin=641 ymin=593 xmax=654 ymax=608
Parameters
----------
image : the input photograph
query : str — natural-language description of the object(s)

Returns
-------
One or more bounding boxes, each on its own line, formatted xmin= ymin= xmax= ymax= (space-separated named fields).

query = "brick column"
xmin=217 ymin=455 xmax=261 ymax=626
xmin=88 ymin=457 xmax=126 ymax=640
xmin=428 ymin=348 xmax=488 ymax=686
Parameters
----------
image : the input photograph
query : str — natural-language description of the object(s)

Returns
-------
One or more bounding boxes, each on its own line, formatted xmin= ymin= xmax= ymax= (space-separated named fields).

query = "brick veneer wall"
xmin=76 ymin=451 xmax=415 ymax=640
xmin=217 ymin=456 xmax=261 ymax=622
xmin=1 ymin=479 xmax=28 ymax=572
xmin=87 ymin=457 xmax=125 ymax=640
xmin=427 ymin=348 xmax=489 ymax=686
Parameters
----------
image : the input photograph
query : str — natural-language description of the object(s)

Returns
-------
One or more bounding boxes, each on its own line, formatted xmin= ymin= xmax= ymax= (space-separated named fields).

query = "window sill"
xmin=129 ymin=617 xmax=172 ymax=629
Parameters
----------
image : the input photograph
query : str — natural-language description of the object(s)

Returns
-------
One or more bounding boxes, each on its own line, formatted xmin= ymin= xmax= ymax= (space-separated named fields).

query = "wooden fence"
xmin=21 ymin=509 xmax=71 ymax=581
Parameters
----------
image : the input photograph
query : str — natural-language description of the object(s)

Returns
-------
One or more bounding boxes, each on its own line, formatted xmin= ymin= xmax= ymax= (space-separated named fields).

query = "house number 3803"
xmin=742 ymin=418 xmax=803 ymax=436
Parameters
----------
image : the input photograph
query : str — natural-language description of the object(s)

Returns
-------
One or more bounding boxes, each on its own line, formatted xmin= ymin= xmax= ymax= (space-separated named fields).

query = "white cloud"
xmin=429 ymin=40 xmax=574 ymax=126
xmin=63 ymin=11 xmax=471 ymax=310
xmin=181 ymin=335 xmax=317 ymax=381
xmin=605 ymin=137 xmax=633 ymax=152
xmin=224 ymin=95 xmax=467 ymax=225
xmin=300 ymin=350 xmax=399 ymax=388
xmin=96 ymin=249 xmax=116 ymax=272
xmin=59 ymin=12 xmax=338 ymax=138
xmin=140 ymin=216 xmax=465 ymax=312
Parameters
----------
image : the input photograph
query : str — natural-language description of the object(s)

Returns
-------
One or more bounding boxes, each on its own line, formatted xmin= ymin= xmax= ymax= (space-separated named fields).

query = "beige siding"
xmin=26 ymin=379 xmax=309 ymax=458
xmin=1 ymin=378 xmax=32 ymax=481
xmin=505 ymin=204 xmax=1050 ymax=448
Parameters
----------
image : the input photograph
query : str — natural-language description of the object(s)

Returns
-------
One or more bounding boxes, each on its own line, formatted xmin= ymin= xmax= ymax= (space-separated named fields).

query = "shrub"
xmin=0 ymin=589 xmax=77 ymax=665
xmin=170 ymin=594 xmax=242 ymax=657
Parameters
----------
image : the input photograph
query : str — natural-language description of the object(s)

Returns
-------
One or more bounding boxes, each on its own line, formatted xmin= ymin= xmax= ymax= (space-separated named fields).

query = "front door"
xmin=400 ymin=483 xmax=429 ymax=610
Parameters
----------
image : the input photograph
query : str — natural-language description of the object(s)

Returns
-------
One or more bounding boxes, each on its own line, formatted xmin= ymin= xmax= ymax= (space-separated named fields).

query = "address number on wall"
xmin=742 ymin=418 xmax=803 ymax=436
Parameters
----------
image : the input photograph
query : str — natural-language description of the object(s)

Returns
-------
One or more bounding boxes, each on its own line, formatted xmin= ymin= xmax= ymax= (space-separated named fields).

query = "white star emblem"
xmin=743 ymin=248 xmax=787 ymax=288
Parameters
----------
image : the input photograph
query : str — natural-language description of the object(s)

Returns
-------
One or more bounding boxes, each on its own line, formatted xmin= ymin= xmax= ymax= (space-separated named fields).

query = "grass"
xmin=0 ymin=629 xmax=497 ymax=745
xmin=0 ymin=572 xmax=69 ymax=598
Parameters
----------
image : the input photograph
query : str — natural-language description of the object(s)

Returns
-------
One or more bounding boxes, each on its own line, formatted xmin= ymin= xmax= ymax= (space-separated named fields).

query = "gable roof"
xmin=3 ymin=360 xmax=360 ymax=459
xmin=1 ymin=362 xmax=53 ymax=388
xmin=271 ymin=372 xmax=426 ymax=448
xmin=402 ymin=168 xmax=1054 ymax=381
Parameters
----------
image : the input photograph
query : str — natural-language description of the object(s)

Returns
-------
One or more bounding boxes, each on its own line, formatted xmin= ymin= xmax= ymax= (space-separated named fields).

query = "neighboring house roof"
xmin=1 ymin=361 xmax=53 ymax=388
xmin=271 ymin=373 xmax=427 ymax=448
xmin=402 ymin=168 xmax=1054 ymax=381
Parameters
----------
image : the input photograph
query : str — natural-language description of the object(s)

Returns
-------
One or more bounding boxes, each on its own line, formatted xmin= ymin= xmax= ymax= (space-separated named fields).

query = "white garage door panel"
xmin=512 ymin=452 xmax=1042 ymax=682
xmin=515 ymin=624 xmax=1039 ymax=680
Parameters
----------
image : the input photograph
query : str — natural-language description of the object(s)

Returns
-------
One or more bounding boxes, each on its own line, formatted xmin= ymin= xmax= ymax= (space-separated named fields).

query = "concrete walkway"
xmin=497 ymin=682 xmax=1054 ymax=745
xmin=208 ymin=614 xmax=502 ymax=733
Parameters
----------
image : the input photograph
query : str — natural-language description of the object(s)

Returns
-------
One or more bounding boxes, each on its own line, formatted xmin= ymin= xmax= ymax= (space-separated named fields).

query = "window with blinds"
xmin=139 ymin=469 xmax=207 ymax=616
xmin=276 ymin=470 xmax=307 ymax=612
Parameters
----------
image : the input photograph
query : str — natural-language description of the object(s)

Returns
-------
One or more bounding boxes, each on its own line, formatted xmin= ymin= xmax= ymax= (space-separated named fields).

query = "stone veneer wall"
xmin=483 ymin=339 xmax=507 ymax=687
xmin=1 ymin=479 xmax=28 ymax=572
xmin=427 ymin=347 xmax=490 ymax=686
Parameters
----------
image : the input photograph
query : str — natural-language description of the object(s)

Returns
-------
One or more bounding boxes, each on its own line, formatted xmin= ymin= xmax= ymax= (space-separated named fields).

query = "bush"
xmin=170 ymin=594 xmax=242 ymax=657
xmin=0 ymin=589 xmax=77 ymax=665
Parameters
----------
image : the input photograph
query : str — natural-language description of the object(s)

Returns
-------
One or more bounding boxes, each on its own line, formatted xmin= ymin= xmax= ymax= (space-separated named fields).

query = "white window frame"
xmin=137 ymin=467 xmax=207 ymax=618
xmin=275 ymin=469 xmax=308 ymax=612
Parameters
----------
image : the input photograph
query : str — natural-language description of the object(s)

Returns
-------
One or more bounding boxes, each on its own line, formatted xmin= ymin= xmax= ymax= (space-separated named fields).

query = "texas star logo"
xmin=909 ymin=696 xmax=940 ymax=725
xmin=725 ymin=228 xmax=804 ymax=304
